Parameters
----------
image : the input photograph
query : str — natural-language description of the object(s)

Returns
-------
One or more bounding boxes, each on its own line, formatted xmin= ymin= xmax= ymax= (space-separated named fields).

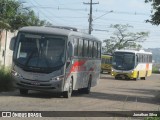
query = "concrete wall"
xmin=0 ymin=30 xmax=17 ymax=67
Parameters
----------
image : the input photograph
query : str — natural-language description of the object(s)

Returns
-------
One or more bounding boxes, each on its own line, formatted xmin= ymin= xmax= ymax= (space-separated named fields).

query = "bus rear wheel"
xmin=83 ymin=77 xmax=92 ymax=94
xmin=140 ymin=77 xmax=146 ymax=80
xmin=63 ymin=79 xmax=73 ymax=98
xmin=141 ymin=71 xmax=147 ymax=80
xmin=19 ymin=89 xmax=28 ymax=95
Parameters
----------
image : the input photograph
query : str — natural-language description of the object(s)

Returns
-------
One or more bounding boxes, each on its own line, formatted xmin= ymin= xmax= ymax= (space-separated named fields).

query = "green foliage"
xmin=145 ymin=0 xmax=160 ymax=25
xmin=0 ymin=66 xmax=14 ymax=92
xmin=152 ymin=66 xmax=160 ymax=74
xmin=0 ymin=0 xmax=51 ymax=31
xmin=103 ymin=24 xmax=149 ymax=54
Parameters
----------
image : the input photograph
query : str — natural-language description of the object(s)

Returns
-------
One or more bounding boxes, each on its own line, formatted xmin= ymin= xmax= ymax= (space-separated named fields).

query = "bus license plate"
xmin=31 ymin=81 xmax=40 ymax=86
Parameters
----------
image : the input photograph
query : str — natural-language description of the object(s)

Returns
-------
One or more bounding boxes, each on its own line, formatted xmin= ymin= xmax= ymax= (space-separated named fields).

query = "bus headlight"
xmin=11 ymin=70 xmax=23 ymax=79
xmin=51 ymin=75 xmax=64 ymax=81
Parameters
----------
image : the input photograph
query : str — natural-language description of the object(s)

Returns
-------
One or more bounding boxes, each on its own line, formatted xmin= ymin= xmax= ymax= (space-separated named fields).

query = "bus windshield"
xmin=112 ymin=52 xmax=135 ymax=70
xmin=14 ymin=33 xmax=66 ymax=73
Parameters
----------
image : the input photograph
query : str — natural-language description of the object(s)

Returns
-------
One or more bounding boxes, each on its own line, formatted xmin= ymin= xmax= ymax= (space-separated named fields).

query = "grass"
xmin=0 ymin=66 xmax=14 ymax=92
xmin=152 ymin=66 xmax=160 ymax=74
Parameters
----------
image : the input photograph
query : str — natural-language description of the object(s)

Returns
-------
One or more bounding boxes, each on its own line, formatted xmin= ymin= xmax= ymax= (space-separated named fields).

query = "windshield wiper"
xmin=22 ymin=64 xmax=63 ymax=73
xmin=25 ymin=49 xmax=37 ymax=67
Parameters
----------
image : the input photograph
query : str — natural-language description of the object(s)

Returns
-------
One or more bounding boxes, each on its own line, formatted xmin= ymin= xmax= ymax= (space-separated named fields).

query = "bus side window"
xmin=78 ymin=39 xmax=83 ymax=57
xmin=93 ymin=42 xmax=98 ymax=58
xmin=140 ymin=54 xmax=142 ymax=63
xmin=88 ymin=41 xmax=93 ymax=58
xmin=149 ymin=55 xmax=152 ymax=63
xmin=74 ymin=38 xmax=78 ymax=56
xmin=84 ymin=39 xmax=88 ymax=57
xmin=147 ymin=55 xmax=150 ymax=63
xmin=98 ymin=42 xmax=101 ymax=58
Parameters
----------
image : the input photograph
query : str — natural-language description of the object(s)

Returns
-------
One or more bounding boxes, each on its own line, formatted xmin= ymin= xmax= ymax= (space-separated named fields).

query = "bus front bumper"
xmin=12 ymin=76 xmax=64 ymax=93
xmin=111 ymin=70 xmax=137 ymax=79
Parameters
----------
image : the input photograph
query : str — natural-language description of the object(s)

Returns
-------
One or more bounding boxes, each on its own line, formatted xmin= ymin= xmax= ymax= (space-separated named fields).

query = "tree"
xmin=0 ymin=0 xmax=52 ymax=60
xmin=103 ymin=24 xmax=149 ymax=54
xmin=145 ymin=0 xmax=160 ymax=25
xmin=0 ymin=0 xmax=51 ymax=31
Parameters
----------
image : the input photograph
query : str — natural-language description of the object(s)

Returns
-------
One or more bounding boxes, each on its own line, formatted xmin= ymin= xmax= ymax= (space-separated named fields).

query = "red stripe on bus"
xmin=66 ymin=60 xmax=87 ymax=78
xmin=70 ymin=60 xmax=86 ymax=72
xmin=146 ymin=63 xmax=149 ymax=70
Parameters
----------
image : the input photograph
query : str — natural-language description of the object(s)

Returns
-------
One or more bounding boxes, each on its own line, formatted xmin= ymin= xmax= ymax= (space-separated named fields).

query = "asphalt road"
xmin=0 ymin=74 xmax=160 ymax=120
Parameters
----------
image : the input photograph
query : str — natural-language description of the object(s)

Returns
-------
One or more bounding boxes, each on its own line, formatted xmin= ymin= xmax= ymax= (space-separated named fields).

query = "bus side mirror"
xmin=9 ymin=36 xmax=16 ymax=51
xmin=67 ymin=42 xmax=73 ymax=59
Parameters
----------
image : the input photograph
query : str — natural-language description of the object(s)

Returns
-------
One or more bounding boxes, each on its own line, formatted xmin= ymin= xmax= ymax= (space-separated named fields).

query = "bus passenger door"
xmin=65 ymin=41 xmax=75 ymax=90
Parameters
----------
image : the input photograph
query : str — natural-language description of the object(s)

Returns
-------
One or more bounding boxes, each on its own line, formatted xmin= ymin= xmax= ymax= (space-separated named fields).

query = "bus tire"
xmin=83 ymin=77 xmax=92 ymax=94
xmin=140 ymin=77 xmax=145 ymax=80
xmin=19 ymin=89 xmax=28 ymax=95
xmin=141 ymin=71 xmax=147 ymax=80
xmin=63 ymin=79 xmax=73 ymax=98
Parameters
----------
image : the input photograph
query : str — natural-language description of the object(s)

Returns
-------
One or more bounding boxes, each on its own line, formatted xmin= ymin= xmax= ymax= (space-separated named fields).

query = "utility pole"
xmin=83 ymin=0 xmax=99 ymax=34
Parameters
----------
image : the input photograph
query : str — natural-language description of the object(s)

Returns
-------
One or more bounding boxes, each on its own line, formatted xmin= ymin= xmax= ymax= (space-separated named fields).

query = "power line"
xmin=30 ymin=0 xmax=58 ymax=24
xmin=94 ymin=10 xmax=113 ymax=21
xmin=25 ymin=6 xmax=151 ymax=16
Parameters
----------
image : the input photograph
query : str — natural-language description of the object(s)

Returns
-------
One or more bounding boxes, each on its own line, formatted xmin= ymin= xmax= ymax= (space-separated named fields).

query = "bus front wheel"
xmin=63 ymin=79 xmax=73 ymax=98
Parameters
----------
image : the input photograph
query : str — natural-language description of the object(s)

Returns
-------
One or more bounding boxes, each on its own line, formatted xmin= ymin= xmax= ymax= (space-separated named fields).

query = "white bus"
xmin=111 ymin=50 xmax=152 ymax=80
xmin=10 ymin=26 xmax=101 ymax=98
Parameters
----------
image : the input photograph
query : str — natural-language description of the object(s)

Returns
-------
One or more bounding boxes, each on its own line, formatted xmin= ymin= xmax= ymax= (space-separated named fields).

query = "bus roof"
xmin=19 ymin=26 xmax=100 ymax=42
xmin=114 ymin=49 xmax=152 ymax=54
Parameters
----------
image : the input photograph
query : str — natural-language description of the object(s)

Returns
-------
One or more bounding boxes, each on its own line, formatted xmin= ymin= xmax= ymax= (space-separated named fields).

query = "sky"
xmin=21 ymin=0 xmax=160 ymax=48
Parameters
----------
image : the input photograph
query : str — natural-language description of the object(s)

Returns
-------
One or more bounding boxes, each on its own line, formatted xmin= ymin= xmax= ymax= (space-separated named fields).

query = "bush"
xmin=152 ymin=66 xmax=160 ymax=74
xmin=0 ymin=66 xmax=14 ymax=92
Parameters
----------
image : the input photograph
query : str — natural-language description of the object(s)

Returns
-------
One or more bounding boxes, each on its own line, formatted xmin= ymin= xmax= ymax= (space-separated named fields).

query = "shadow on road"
xmin=100 ymin=76 xmax=114 ymax=80
xmin=118 ymin=88 xmax=160 ymax=96
xmin=0 ymin=90 xmax=63 ymax=99
xmin=0 ymin=90 xmax=86 ymax=99
xmin=84 ymin=91 xmax=160 ymax=105
xmin=100 ymin=76 xmax=138 ymax=81
xmin=0 ymin=89 xmax=159 ymax=105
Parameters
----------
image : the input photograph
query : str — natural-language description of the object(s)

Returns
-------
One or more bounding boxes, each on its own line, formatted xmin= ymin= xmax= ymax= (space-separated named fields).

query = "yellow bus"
xmin=111 ymin=50 xmax=152 ymax=80
xmin=101 ymin=54 xmax=112 ymax=74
